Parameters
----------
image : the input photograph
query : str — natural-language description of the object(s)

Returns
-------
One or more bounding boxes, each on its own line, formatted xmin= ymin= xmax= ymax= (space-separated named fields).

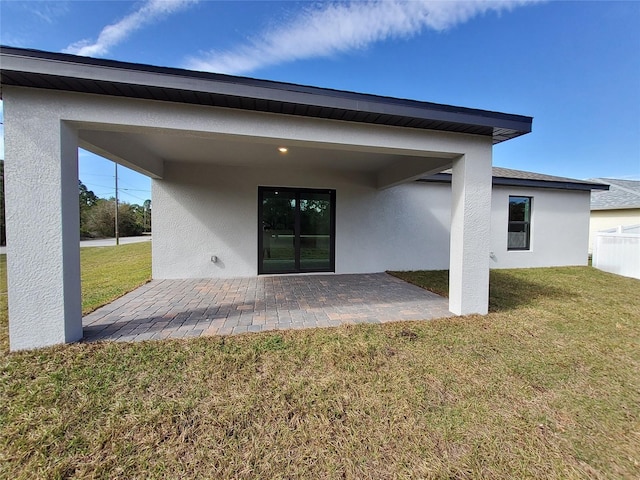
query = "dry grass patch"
xmin=1 ymin=253 xmax=639 ymax=478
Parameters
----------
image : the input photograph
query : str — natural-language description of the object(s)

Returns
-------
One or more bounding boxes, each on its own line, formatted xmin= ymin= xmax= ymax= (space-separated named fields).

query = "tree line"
xmin=0 ymin=161 xmax=151 ymax=246
xmin=79 ymin=180 xmax=151 ymax=239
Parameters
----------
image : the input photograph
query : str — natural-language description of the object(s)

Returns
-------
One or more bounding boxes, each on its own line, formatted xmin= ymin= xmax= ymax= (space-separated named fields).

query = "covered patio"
xmin=1 ymin=46 xmax=532 ymax=351
xmin=82 ymin=273 xmax=451 ymax=342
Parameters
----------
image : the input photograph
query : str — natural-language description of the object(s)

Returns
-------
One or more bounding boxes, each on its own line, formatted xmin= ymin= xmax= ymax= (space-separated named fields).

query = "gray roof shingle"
xmin=491 ymin=167 xmax=592 ymax=184
xmin=588 ymin=178 xmax=640 ymax=210
xmin=421 ymin=167 xmax=608 ymax=192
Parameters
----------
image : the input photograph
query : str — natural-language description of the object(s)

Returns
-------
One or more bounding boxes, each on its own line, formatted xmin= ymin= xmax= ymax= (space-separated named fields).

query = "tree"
xmin=79 ymin=180 xmax=99 ymax=208
xmin=79 ymin=180 xmax=99 ymax=238
xmin=143 ymin=199 xmax=151 ymax=232
xmin=85 ymin=199 xmax=144 ymax=238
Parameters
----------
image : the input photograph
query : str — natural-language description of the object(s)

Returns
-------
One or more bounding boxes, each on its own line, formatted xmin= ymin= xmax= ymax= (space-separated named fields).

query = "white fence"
xmin=592 ymin=225 xmax=640 ymax=280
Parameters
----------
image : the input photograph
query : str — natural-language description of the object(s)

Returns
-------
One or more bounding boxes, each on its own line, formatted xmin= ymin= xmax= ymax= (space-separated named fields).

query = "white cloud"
xmin=30 ymin=1 xmax=70 ymax=24
xmin=186 ymin=0 xmax=540 ymax=75
xmin=64 ymin=0 xmax=198 ymax=57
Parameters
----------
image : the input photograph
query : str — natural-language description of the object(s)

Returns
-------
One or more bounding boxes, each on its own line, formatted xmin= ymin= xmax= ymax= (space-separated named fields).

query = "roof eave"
xmin=420 ymin=173 xmax=608 ymax=192
xmin=0 ymin=45 xmax=532 ymax=144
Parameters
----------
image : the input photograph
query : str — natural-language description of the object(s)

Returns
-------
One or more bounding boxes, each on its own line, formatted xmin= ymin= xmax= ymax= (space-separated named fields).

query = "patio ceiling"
xmin=77 ymin=125 xmax=457 ymax=179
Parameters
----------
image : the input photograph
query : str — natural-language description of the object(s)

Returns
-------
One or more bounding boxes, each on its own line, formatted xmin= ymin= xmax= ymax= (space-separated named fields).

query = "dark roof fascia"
xmin=420 ymin=172 xmax=609 ymax=192
xmin=0 ymin=46 xmax=532 ymax=144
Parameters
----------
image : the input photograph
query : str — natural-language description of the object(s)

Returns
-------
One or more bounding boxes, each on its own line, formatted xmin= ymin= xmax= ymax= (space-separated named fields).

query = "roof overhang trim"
xmin=420 ymin=173 xmax=609 ymax=192
xmin=0 ymin=46 xmax=532 ymax=144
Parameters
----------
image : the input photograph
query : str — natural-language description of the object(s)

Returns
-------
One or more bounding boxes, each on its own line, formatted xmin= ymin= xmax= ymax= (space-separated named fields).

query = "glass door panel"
xmin=259 ymin=187 xmax=335 ymax=274
xmin=300 ymin=192 xmax=332 ymax=271
xmin=261 ymin=190 xmax=296 ymax=273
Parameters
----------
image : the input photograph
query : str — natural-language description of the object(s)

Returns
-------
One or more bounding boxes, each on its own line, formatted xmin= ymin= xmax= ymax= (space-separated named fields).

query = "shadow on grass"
xmin=488 ymin=270 xmax=572 ymax=312
xmin=389 ymin=269 xmax=572 ymax=313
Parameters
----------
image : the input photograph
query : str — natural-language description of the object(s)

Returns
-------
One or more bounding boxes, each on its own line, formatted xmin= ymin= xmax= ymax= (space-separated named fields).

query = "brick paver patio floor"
xmin=82 ymin=273 xmax=451 ymax=343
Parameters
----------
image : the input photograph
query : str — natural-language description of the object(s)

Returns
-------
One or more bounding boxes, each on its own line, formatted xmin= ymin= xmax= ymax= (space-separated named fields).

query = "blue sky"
xmin=1 ymin=0 xmax=639 ymax=204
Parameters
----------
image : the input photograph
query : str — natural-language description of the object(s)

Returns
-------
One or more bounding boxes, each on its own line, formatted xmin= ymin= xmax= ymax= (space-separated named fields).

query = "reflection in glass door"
xmin=260 ymin=189 xmax=296 ymax=273
xmin=259 ymin=187 xmax=335 ymax=274
xmin=300 ymin=191 xmax=332 ymax=271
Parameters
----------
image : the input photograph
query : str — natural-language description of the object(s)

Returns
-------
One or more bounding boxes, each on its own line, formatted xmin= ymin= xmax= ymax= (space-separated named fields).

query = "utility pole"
xmin=115 ymin=162 xmax=119 ymax=246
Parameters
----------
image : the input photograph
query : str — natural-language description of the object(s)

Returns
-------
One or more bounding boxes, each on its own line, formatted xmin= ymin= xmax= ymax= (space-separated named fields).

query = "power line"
xmin=81 ymin=182 xmax=150 ymax=193
xmin=117 ymin=177 xmax=149 ymax=190
xmin=89 ymin=191 xmax=149 ymax=203
xmin=120 ymin=191 xmax=149 ymax=202
xmin=121 ymin=188 xmax=151 ymax=193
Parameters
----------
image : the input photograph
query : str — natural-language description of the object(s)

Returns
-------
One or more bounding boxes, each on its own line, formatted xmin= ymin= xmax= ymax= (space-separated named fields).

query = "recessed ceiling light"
xmin=278 ymin=147 xmax=288 ymax=153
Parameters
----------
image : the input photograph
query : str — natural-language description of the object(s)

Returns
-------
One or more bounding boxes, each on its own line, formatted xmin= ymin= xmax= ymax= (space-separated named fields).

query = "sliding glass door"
xmin=259 ymin=187 xmax=335 ymax=274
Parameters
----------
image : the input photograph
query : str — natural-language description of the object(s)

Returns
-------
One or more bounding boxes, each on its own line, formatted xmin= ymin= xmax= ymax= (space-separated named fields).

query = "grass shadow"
xmin=487 ymin=269 xmax=573 ymax=312
xmin=389 ymin=269 xmax=573 ymax=312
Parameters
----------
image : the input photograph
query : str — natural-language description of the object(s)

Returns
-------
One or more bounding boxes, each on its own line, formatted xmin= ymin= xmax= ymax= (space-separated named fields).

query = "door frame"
xmin=258 ymin=186 xmax=336 ymax=275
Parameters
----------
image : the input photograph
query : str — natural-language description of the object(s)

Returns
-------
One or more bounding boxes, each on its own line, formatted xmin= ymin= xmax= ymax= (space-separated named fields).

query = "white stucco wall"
xmin=448 ymin=152 xmax=492 ymax=315
xmin=154 ymin=166 xmax=591 ymax=279
xmin=153 ymin=163 xmax=453 ymax=278
xmin=3 ymin=92 xmax=84 ymax=350
xmin=489 ymin=186 xmax=591 ymax=268
xmin=588 ymin=209 xmax=640 ymax=253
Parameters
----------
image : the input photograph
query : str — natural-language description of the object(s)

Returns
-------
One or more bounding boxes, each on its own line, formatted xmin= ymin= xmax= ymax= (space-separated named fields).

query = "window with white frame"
xmin=508 ymin=196 xmax=532 ymax=250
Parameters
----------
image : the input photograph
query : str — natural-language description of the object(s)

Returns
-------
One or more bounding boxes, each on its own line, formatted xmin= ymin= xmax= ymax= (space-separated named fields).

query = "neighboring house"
xmin=587 ymin=178 xmax=640 ymax=253
xmin=0 ymin=46 xmax=599 ymax=351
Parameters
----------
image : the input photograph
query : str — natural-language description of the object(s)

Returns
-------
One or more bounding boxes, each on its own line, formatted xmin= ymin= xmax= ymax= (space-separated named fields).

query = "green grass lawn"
xmin=1 ymin=246 xmax=639 ymax=479
xmin=79 ymin=243 xmax=152 ymax=315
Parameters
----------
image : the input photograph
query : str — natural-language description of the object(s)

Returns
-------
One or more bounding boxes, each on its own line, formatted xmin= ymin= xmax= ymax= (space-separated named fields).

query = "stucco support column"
xmin=4 ymin=101 xmax=82 ymax=350
xmin=448 ymin=146 xmax=492 ymax=315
